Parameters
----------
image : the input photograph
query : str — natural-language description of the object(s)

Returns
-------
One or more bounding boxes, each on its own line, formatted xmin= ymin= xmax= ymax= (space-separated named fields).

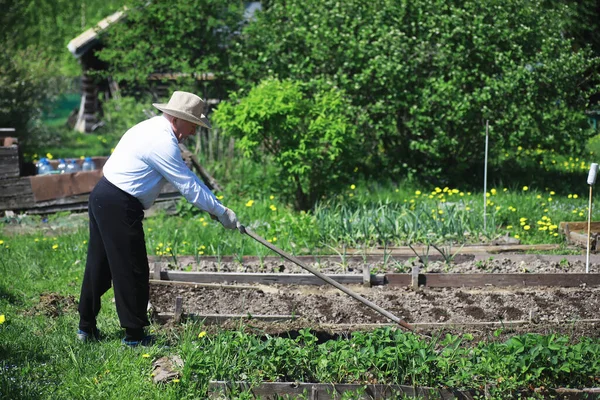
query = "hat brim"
xmin=153 ymin=103 xmax=212 ymax=129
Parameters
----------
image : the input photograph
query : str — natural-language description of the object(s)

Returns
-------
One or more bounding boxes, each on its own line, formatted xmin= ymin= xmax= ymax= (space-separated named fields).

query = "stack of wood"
xmin=559 ymin=221 xmax=600 ymax=252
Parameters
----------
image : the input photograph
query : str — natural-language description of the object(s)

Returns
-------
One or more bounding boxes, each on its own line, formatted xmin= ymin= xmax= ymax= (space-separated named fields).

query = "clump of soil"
xmin=27 ymin=292 xmax=78 ymax=317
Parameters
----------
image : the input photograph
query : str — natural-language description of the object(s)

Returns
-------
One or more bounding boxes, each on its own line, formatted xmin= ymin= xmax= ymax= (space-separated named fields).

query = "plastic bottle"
xmin=57 ymin=158 xmax=67 ymax=174
xmin=82 ymin=157 xmax=96 ymax=172
xmin=37 ymin=158 xmax=54 ymax=175
xmin=66 ymin=159 xmax=81 ymax=173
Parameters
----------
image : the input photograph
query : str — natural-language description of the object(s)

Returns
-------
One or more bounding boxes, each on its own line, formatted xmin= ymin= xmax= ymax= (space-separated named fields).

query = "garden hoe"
xmin=239 ymin=225 xmax=416 ymax=333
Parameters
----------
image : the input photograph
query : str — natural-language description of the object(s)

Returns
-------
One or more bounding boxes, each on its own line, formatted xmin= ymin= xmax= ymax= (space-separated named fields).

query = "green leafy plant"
xmin=213 ymin=78 xmax=361 ymax=210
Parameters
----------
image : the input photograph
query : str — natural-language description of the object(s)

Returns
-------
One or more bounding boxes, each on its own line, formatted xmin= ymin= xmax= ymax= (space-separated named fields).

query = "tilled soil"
xmin=149 ymin=256 xmax=600 ymax=338
xmin=159 ymin=254 xmax=600 ymax=274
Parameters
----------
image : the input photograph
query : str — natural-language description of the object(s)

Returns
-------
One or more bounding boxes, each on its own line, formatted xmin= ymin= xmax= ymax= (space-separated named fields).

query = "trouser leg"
xmin=78 ymin=187 xmax=112 ymax=332
xmin=78 ymin=178 xmax=150 ymax=334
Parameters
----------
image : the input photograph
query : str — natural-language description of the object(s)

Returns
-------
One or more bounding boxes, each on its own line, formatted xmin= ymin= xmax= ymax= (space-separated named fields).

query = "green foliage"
xmin=230 ymin=0 xmax=600 ymax=184
xmin=97 ymin=0 xmax=243 ymax=95
xmin=213 ymin=78 xmax=361 ymax=210
xmin=0 ymin=43 xmax=66 ymax=147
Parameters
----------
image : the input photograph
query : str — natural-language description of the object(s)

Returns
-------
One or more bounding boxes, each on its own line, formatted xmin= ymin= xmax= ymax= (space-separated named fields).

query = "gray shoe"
xmin=77 ymin=328 xmax=101 ymax=342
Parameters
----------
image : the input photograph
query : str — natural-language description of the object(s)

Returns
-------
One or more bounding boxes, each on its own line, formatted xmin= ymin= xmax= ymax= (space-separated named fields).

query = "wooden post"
xmin=411 ymin=266 xmax=420 ymax=289
xmin=153 ymin=263 xmax=161 ymax=281
xmin=362 ymin=265 xmax=371 ymax=287
xmin=174 ymin=296 xmax=183 ymax=323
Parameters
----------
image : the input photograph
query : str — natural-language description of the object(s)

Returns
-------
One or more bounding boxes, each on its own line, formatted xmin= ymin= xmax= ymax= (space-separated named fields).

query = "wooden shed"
xmin=67 ymin=8 xmax=127 ymax=133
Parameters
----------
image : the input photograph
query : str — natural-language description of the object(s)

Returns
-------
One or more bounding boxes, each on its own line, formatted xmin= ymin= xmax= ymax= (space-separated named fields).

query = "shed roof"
xmin=67 ymin=8 xmax=128 ymax=58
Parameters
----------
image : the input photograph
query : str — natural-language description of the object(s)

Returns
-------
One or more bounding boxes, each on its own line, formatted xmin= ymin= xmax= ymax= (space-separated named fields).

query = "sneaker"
xmin=122 ymin=335 xmax=155 ymax=347
xmin=77 ymin=328 xmax=101 ymax=342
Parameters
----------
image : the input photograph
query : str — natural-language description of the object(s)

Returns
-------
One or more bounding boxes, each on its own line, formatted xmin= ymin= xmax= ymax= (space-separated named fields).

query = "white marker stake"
xmin=483 ymin=121 xmax=489 ymax=231
xmin=586 ymin=163 xmax=598 ymax=273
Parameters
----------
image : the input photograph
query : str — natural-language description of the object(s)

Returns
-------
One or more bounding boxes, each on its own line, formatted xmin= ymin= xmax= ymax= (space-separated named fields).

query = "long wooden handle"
xmin=241 ymin=226 xmax=414 ymax=332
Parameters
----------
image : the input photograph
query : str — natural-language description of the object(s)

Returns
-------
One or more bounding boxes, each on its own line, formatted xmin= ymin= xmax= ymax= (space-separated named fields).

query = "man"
xmin=77 ymin=91 xmax=240 ymax=346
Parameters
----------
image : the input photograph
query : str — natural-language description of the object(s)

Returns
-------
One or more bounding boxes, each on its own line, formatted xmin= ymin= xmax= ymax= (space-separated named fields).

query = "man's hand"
xmin=217 ymin=208 xmax=243 ymax=232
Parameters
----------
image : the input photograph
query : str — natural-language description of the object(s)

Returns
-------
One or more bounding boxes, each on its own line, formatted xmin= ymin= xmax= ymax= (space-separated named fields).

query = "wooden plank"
xmin=156 ymin=313 xmax=297 ymax=325
xmin=0 ymin=177 xmax=35 ymax=210
xmin=559 ymin=221 xmax=600 ymax=233
xmin=0 ymin=146 xmax=19 ymax=178
xmin=208 ymin=381 xmax=470 ymax=400
xmin=386 ymin=273 xmax=600 ymax=288
xmin=368 ymin=244 xmax=560 ymax=255
xmin=161 ymin=271 xmax=385 ymax=286
xmin=149 ymin=279 xmax=261 ymax=290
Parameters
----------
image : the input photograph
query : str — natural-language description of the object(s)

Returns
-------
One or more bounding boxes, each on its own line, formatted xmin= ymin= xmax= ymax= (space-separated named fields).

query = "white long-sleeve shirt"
xmin=103 ymin=116 xmax=226 ymax=216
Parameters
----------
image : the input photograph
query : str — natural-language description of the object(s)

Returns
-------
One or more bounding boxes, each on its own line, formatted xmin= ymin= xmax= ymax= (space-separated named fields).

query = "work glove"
xmin=217 ymin=207 xmax=243 ymax=232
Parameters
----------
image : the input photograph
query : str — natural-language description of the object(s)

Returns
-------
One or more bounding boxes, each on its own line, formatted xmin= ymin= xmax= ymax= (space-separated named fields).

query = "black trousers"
xmin=78 ymin=177 xmax=150 ymax=333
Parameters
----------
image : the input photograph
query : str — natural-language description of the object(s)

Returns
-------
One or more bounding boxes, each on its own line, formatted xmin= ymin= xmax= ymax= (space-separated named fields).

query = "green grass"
xmin=2 ymin=186 xmax=600 ymax=398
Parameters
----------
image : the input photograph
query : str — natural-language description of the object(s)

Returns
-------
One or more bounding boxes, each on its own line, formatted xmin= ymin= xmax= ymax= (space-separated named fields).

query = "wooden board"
xmin=208 ymin=381 xmax=476 ymax=400
xmin=367 ymin=244 xmax=561 ymax=255
xmin=0 ymin=146 xmax=20 ymax=178
xmin=386 ymin=273 xmax=600 ymax=288
xmin=158 ymin=270 xmax=386 ymax=286
xmin=155 ymin=313 xmax=297 ymax=324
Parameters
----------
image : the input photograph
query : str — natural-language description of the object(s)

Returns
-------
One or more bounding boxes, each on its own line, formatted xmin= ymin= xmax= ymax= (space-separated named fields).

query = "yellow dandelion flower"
xmin=415 ymin=190 xmax=421 ymax=195
xmin=438 ymin=210 xmax=443 ymax=214
xmin=491 ymin=188 xmax=497 ymax=195
xmin=514 ymin=234 xmax=520 ymax=239
xmin=172 ymin=379 xmax=180 ymax=383
xmin=522 ymin=186 xmax=529 ymax=191
xmin=34 ymin=238 xmax=39 ymax=242
xmin=349 ymin=193 xmax=354 ymax=197
xmin=142 ymin=354 xmax=150 ymax=358
xmin=0 ymin=315 xmax=5 ymax=324
xmin=245 ymin=200 xmax=254 ymax=207
xmin=350 ymin=184 xmax=356 ymax=190
xmin=550 ymin=191 xmax=555 ymax=195
xmin=199 ymin=217 xmax=205 ymax=222
xmin=272 ymin=237 xmax=277 ymax=242
xmin=46 ymin=153 xmax=53 ymax=160
xmin=200 ymin=245 xmax=206 ymax=250
xmin=465 ymin=206 xmax=471 ymax=211
xmin=573 ymin=194 xmax=578 ymax=199
xmin=536 ymin=195 xmax=541 ymax=199
xmin=83 ymin=240 xmax=87 ymax=244
xmin=270 ymin=195 xmax=275 ymax=200
xmin=507 ymin=225 xmax=513 ymax=229
xmin=202 ymin=222 xmax=208 ymax=227
xmin=524 ymin=225 xmax=531 ymax=230
xmin=217 ymin=195 xmax=224 ymax=200
xmin=0 ymin=240 xmax=3 ymax=245
xmin=52 ymin=244 xmax=59 ymax=250
xmin=198 ymin=251 xmax=204 ymax=255
xmin=198 ymin=331 xmax=207 ymax=338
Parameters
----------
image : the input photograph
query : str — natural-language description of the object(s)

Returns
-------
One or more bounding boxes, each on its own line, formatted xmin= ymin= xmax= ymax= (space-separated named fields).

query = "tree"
xmin=229 ymin=0 xmax=600 ymax=185
xmin=97 ymin=0 xmax=244 ymax=98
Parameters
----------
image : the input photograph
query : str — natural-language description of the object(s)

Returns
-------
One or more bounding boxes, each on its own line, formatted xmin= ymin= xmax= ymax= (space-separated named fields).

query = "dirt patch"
xmin=158 ymin=254 xmax=600 ymax=275
xmin=26 ymin=292 xmax=78 ymax=317
xmin=149 ymin=283 xmax=600 ymax=337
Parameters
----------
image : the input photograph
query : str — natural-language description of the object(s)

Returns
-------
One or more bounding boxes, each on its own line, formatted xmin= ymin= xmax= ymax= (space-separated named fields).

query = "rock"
xmin=151 ymin=355 xmax=184 ymax=384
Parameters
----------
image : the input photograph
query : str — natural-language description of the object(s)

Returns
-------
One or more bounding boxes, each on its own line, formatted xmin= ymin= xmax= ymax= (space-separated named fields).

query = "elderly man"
xmin=77 ymin=91 xmax=240 ymax=346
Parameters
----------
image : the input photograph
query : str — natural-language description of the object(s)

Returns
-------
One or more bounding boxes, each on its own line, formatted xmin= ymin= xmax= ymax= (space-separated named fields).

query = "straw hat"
xmin=152 ymin=91 xmax=211 ymax=129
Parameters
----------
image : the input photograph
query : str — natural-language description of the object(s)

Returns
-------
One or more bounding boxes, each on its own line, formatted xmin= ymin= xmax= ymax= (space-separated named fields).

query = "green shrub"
xmin=213 ymin=78 xmax=361 ymax=210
